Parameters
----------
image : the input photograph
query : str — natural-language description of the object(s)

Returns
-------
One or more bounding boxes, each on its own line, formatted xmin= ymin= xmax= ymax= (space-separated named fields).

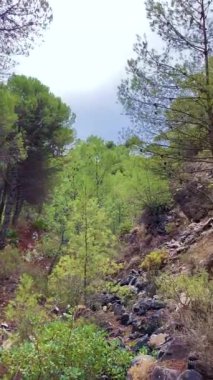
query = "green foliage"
xmin=118 ymin=0 xmax=213 ymax=161
xmin=48 ymin=255 xmax=84 ymax=308
xmin=157 ymin=271 xmax=213 ymax=368
xmin=6 ymin=274 xmax=48 ymax=341
xmin=0 ymin=1 xmax=52 ymax=74
xmin=32 ymin=219 xmax=49 ymax=232
xmin=1 ymin=322 xmax=132 ymax=380
xmin=0 ymin=75 xmax=75 ymax=248
xmin=118 ymin=221 xmax=133 ymax=236
xmin=0 ymin=247 xmax=21 ymax=280
xmin=48 ymin=194 xmax=117 ymax=306
xmin=141 ymin=250 xmax=168 ymax=271
xmin=157 ymin=271 xmax=213 ymax=304
xmin=104 ymin=260 xmax=124 ymax=276
xmin=105 ymin=282 xmax=135 ymax=305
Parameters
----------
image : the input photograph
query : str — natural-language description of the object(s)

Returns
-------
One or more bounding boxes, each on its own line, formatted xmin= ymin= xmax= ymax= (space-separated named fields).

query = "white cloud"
xmin=16 ymin=0 xmax=148 ymax=94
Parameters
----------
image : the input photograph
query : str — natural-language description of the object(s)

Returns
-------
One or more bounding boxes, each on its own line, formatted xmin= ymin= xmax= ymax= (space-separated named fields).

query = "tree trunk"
xmin=83 ymin=192 xmax=89 ymax=305
xmin=0 ymin=166 xmax=18 ymax=250
xmin=0 ymin=181 xmax=7 ymax=223
xmin=201 ymin=0 xmax=213 ymax=155
xmin=12 ymin=186 xmax=24 ymax=227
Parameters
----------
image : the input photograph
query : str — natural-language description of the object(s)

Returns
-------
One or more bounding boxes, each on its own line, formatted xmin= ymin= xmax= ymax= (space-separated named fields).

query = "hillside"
xmin=1 ymin=0 xmax=213 ymax=379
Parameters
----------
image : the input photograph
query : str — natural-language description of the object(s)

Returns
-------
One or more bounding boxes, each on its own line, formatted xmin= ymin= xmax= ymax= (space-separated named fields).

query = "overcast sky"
xmin=17 ymin=0 xmax=149 ymax=141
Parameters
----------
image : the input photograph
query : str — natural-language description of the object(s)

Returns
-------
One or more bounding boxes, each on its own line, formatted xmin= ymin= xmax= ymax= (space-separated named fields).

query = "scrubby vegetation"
xmin=0 ymin=0 xmax=213 ymax=379
xmin=141 ymin=250 xmax=168 ymax=272
xmin=1 ymin=322 xmax=132 ymax=380
xmin=158 ymin=272 xmax=213 ymax=370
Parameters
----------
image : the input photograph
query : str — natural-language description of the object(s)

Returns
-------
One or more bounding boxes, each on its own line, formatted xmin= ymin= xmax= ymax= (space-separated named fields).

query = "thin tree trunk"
xmin=48 ymin=227 xmax=65 ymax=276
xmin=12 ymin=186 xmax=24 ymax=227
xmin=201 ymin=0 xmax=213 ymax=155
xmin=0 ymin=181 xmax=7 ymax=223
xmin=0 ymin=166 xmax=18 ymax=249
xmin=83 ymin=191 xmax=89 ymax=305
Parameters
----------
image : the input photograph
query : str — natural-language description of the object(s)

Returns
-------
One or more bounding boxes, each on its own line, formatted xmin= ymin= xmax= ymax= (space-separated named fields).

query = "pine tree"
xmin=118 ymin=0 xmax=213 ymax=157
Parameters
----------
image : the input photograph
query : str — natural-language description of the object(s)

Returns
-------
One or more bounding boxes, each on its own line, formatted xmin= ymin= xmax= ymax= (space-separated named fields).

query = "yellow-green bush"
xmin=141 ymin=250 xmax=168 ymax=271
xmin=6 ymin=274 xmax=49 ymax=342
xmin=48 ymin=255 xmax=84 ymax=308
xmin=105 ymin=282 xmax=136 ymax=305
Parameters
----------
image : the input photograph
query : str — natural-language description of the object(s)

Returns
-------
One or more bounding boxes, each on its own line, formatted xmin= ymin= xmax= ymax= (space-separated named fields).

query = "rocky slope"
xmin=97 ymin=213 xmax=213 ymax=380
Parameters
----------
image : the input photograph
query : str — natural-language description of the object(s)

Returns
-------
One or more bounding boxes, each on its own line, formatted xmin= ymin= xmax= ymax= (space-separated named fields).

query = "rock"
xmin=112 ymin=303 xmax=125 ymax=317
xmin=179 ymin=293 xmax=190 ymax=307
xmin=133 ymin=298 xmax=166 ymax=316
xmin=132 ymin=312 xmax=161 ymax=335
xmin=151 ymin=299 xmax=166 ymax=310
xmin=129 ymin=331 xmax=143 ymax=340
xmin=1 ymin=323 xmax=9 ymax=330
xmin=149 ymin=333 xmax=168 ymax=348
xmin=132 ymin=334 xmax=149 ymax=353
xmin=102 ymin=306 xmax=107 ymax=312
xmin=151 ymin=366 xmax=180 ymax=380
xmin=120 ymin=313 xmax=131 ymax=326
xmin=101 ymin=293 xmax=121 ymax=306
xmin=159 ymin=337 xmax=190 ymax=361
xmin=52 ymin=306 xmax=60 ymax=315
xmin=133 ymin=300 xmax=150 ymax=316
xmin=178 ymin=370 xmax=203 ymax=380
xmin=120 ymin=275 xmax=134 ymax=286
xmin=135 ymin=278 xmax=147 ymax=292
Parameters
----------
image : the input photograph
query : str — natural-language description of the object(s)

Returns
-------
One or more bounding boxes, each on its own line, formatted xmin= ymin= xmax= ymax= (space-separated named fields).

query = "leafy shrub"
xmin=0 ymin=247 xmax=21 ymax=279
xmin=5 ymin=229 xmax=18 ymax=240
xmin=157 ymin=271 xmax=213 ymax=304
xmin=157 ymin=271 xmax=213 ymax=372
xmin=48 ymin=255 xmax=84 ymax=308
xmin=1 ymin=322 xmax=132 ymax=380
xmin=105 ymin=282 xmax=136 ymax=305
xmin=118 ymin=221 xmax=133 ymax=236
xmin=141 ymin=250 xmax=168 ymax=272
xmin=6 ymin=274 xmax=48 ymax=341
xmin=104 ymin=259 xmax=124 ymax=277
xmin=32 ymin=218 xmax=48 ymax=231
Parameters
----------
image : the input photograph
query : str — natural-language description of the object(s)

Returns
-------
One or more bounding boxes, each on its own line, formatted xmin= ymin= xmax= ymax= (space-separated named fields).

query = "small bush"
xmin=104 ymin=259 xmax=124 ymax=277
xmin=6 ymin=274 xmax=48 ymax=342
xmin=118 ymin=221 xmax=133 ymax=236
xmin=1 ymin=322 xmax=132 ymax=380
xmin=141 ymin=250 xmax=168 ymax=272
xmin=32 ymin=218 xmax=48 ymax=231
xmin=48 ymin=255 xmax=84 ymax=308
xmin=105 ymin=282 xmax=136 ymax=305
xmin=0 ymin=247 xmax=21 ymax=279
xmin=127 ymin=355 xmax=156 ymax=380
xmin=157 ymin=271 xmax=213 ymax=304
